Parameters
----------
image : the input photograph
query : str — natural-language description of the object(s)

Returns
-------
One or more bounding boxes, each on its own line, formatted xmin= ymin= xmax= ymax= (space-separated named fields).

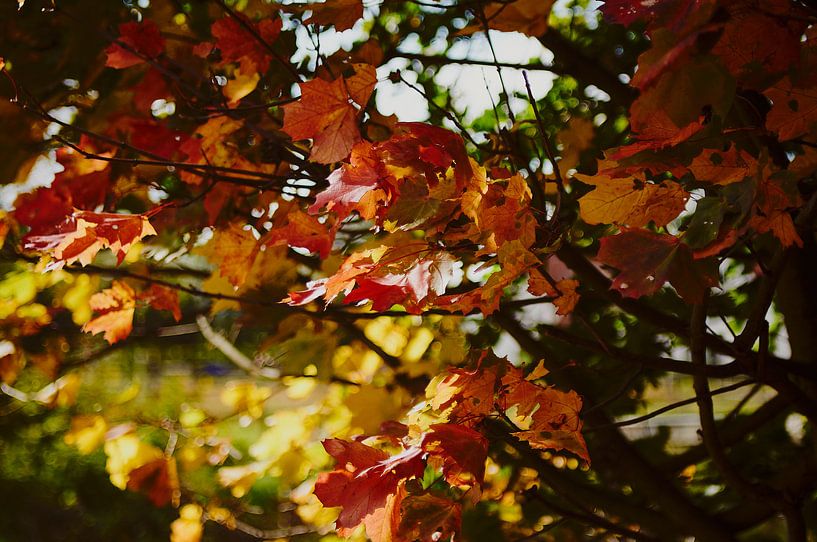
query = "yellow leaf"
xmin=104 ymin=434 xmax=164 ymax=490
xmin=170 ymin=504 xmax=203 ymax=542
xmin=220 ymin=381 xmax=272 ymax=418
xmin=217 ymin=461 xmax=269 ymax=498
xmin=576 ymin=171 xmax=688 ymax=227
xmin=62 ymin=274 xmax=95 ymax=325
xmin=65 ymin=415 xmax=108 ymax=455
xmin=224 ymin=70 xmax=260 ymax=105
xmin=83 ymin=281 xmax=136 ymax=344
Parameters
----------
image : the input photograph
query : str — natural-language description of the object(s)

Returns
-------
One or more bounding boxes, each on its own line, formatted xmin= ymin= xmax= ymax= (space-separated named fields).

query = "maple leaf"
xmin=314 ymin=439 xmax=424 ymax=540
xmin=138 ymin=284 xmax=182 ymax=322
xmin=748 ymin=174 xmax=804 ymax=248
xmin=765 ymin=74 xmax=817 ymax=141
xmin=499 ymin=365 xmax=589 ymax=462
xmin=132 ymin=68 xmax=171 ymax=112
xmin=528 ymin=272 xmax=580 ymax=316
xmin=597 ymin=228 xmax=718 ymax=303
xmin=342 ymin=251 xmax=456 ymax=313
xmin=211 ymin=15 xmax=282 ymax=74
xmin=575 ymin=170 xmax=688 ymax=227
xmin=436 ymin=240 xmax=540 ymax=315
xmin=126 ymin=456 xmax=180 ymax=507
xmin=601 ymin=0 xmax=713 ymax=33
xmin=461 ymin=0 xmax=555 ymax=37
xmin=397 ymin=494 xmax=461 ymax=542
xmin=83 ymin=281 xmax=136 ymax=344
xmin=688 ymin=145 xmax=756 ymax=185
xmin=178 ymin=116 xmax=244 ymax=185
xmin=422 ymin=423 xmax=488 ymax=485
xmin=105 ymin=20 xmax=165 ymax=69
xmin=260 ymin=202 xmax=335 ymax=258
xmin=23 ymin=210 xmax=157 ymax=269
xmin=713 ymin=12 xmax=804 ymax=83
xmin=302 ymin=0 xmax=364 ymax=32
xmin=117 ymin=117 xmax=187 ymax=160
xmin=13 ymin=144 xmax=110 ymax=236
xmin=282 ymin=64 xmax=377 ymax=164
xmin=200 ymin=223 xmax=260 ymax=288
xmin=430 ymin=353 xmax=501 ymax=422
xmin=308 ymin=141 xmax=387 ymax=220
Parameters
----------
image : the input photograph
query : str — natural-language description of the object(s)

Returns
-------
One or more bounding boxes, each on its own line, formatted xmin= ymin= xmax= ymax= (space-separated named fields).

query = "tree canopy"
xmin=1 ymin=0 xmax=817 ymax=540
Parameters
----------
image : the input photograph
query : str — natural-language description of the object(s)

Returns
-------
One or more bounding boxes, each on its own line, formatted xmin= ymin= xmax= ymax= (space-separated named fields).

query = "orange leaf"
xmin=576 ymin=170 xmax=688 ymax=227
xmin=83 ymin=281 xmax=136 ymax=344
xmin=139 ymin=284 xmax=182 ymax=322
xmin=304 ymin=0 xmax=363 ymax=32
xmin=127 ymin=456 xmax=180 ymax=507
xmin=688 ymin=145 xmax=756 ymax=185
xmin=24 ymin=210 xmax=156 ymax=269
xmin=282 ymin=64 xmax=376 ymax=164
xmin=105 ymin=21 xmax=165 ymax=69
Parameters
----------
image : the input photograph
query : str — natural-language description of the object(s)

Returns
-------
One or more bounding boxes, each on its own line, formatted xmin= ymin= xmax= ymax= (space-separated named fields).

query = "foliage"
xmin=1 ymin=0 xmax=817 ymax=540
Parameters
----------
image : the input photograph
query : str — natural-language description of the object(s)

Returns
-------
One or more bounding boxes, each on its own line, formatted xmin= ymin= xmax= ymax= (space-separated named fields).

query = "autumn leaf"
xmin=308 ymin=141 xmax=387 ymax=220
xmin=201 ymin=223 xmax=261 ymax=288
xmin=462 ymin=0 xmax=555 ymax=37
xmin=576 ymin=170 xmax=688 ymax=227
xmin=23 ymin=210 xmax=157 ymax=269
xmin=139 ymin=284 xmax=182 ymax=322
xmin=282 ymin=64 xmax=377 ymax=164
xmin=436 ymin=240 xmax=540 ymax=315
xmin=260 ymin=202 xmax=335 ymax=259
xmin=748 ymin=174 xmax=804 ymax=248
xmin=83 ymin=281 xmax=136 ymax=344
xmin=422 ymin=423 xmax=488 ymax=486
xmin=178 ymin=116 xmax=244 ymax=185
xmin=105 ymin=20 xmax=165 ymax=69
xmin=597 ymin=228 xmax=718 ymax=303
xmin=314 ymin=439 xmax=424 ymax=539
xmin=301 ymin=0 xmax=364 ymax=32
xmin=104 ymin=433 xmax=165 ymax=490
xmin=765 ymin=74 xmax=817 ymax=141
xmin=500 ymin=365 xmax=589 ymax=462
xmin=431 ymin=360 xmax=501 ymax=422
xmin=170 ymin=505 xmax=204 ymax=542
xmin=127 ymin=456 xmax=180 ymax=507
xmin=528 ymin=271 xmax=580 ymax=316
xmin=341 ymin=251 xmax=456 ymax=313
xmin=688 ymin=145 xmax=756 ymax=185
xmin=210 ymin=15 xmax=283 ymax=74
xmin=398 ymin=494 xmax=461 ymax=542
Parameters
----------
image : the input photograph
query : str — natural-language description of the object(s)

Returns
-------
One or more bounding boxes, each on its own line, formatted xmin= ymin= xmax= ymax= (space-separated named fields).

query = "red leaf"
xmin=282 ymin=64 xmax=376 ymax=164
xmin=139 ymin=284 xmax=181 ymax=322
xmin=398 ymin=494 xmax=461 ymax=542
xmin=314 ymin=439 xmax=424 ymax=537
xmin=341 ymin=252 xmax=455 ymax=313
xmin=422 ymin=424 xmax=488 ymax=485
xmin=597 ymin=228 xmax=718 ymax=303
xmin=23 ymin=210 xmax=157 ymax=269
xmin=260 ymin=203 xmax=335 ymax=258
xmin=211 ymin=15 xmax=282 ymax=73
xmin=308 ymin=141 xmax=387 ymax=220
xmin=126 ymin=457 xmax=180 ymax=507
xmin=14 ymin=142 xmax=110 ymax=235
xmin=305 ymin=0 xmax=363 ymax=32
xmin=105 ymin=21 xmax=165 ymax=69
xmin=132 ymin=68 xmax=171 ymax=112
xmin=83 ymin=281 xmax=136 ymax=344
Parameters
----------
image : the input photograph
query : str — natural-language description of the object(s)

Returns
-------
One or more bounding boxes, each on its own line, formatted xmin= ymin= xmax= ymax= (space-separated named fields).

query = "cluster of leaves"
xmin=1 ymin=0 xmax=817 ymax=540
